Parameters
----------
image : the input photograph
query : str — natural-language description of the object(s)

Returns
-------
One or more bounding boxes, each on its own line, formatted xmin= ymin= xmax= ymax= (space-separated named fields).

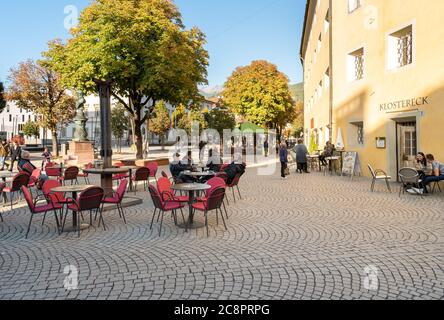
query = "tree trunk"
xmin=161 ymin=134 xmax=165 ymax=151
xmin=52 ymin=131 xmax=59 ymax=157
xmin=134 ymin=118 xmax=143 ymax=159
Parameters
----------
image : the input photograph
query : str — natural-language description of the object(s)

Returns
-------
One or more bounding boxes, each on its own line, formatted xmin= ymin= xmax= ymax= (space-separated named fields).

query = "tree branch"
xmin=112 ymin=92 xmax=133 ymax=114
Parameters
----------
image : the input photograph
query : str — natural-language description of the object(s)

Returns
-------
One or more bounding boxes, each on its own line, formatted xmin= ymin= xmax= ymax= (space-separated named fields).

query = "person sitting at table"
xmin=224 ymin=154 xmax=246 ymax=184
xmin=294 ymin=139 xmax=309 ymax=174
xmin=206 ymin=149 xmax=222 ymax=172
xmin=413 ymin=154 xmax=444 ymax=194
xmin=319 ymin=141 xmax=336 ymax=166
xmin=415 ymin=152 xmax=432 ymax=180
xmin=18 ymin=151 xmax=49 ymax=184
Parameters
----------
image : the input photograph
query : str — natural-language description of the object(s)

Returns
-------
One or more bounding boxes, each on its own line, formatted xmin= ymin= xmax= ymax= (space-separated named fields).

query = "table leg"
xmin=2 ymin=178 xmax=7 ymax=205
xmin=128 ymin=169 xmax=133 ymax=192
xmin=72 ymin=191 xmax=78 ymax=228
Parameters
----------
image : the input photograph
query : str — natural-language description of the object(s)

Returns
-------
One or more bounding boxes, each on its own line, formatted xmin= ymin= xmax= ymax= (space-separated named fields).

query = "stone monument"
xmin=67 ymin=91 xmax=95 ymax=165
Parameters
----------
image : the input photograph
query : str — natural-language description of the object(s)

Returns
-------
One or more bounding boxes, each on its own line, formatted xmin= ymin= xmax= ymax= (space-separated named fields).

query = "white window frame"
xmin=347 ymin=47 xmax=365 ymax=82
xmin=348 ymin=0 xmax=362 ymax=14
xmin=386 ymin=20 xmax=416 ymax=72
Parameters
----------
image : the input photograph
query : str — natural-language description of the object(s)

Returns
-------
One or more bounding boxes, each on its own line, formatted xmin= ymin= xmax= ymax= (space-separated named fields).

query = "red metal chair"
xmin=220 ymin=164 xmax=230 ymax=172
xmin=58 ymin=166 xmax=80 ymax=186
xmin=2 ymin=172 xmax=30 ymax=210
xmin=62 ymin=186 xmax=105 ymax=237
xmin=100 ymin=179 xmax=128 ymax=224
xmin=21 ymin=186 xmax=62 ymax=238
xmin=28 ymin=169 xmax=42 ymax=188
xmin=191 ymin=187 xmax=227 ymax=237
xmin=45 ymin=162 xmax=62 ymax=178
xmin=197 ymin=177 xmax=229 ymax=219
xmin=112 ymin=162 xmax=129 ymax=186
xmin=157 ymin=177 xmax=189 ymax=203
xmin=78 ymin=163 xmax=93 ymax=184
xmin=132 ymin=167 xmax=150 ymax=193
xmin=227 ymin=173 xmax=242 ymax=203
xmin=146 ymin=162 xmax=159 ymax=182
xmin=148 ymin=185 xmax=185 ymax=236
xmin=161 ymin=170 xmax=175 ymax=183
xmin=42 ymin=180 xmax=73 ymax=206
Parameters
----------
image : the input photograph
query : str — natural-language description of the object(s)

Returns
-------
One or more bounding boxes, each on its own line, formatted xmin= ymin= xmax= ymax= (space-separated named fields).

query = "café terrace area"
xmin=0 ymin=154 xmax=443 ymax=300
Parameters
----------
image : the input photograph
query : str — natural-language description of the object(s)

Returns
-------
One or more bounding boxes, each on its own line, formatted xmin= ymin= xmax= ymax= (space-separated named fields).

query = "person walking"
xmin=294 ymin=139 xmax=309 ymax=174
xmin=41 ymin=147 xmax=52 ymax=170
xmin=263 ymin=139 xmax=269 ymax=157
xmin=9 ymin=141 xmax=22 ymax=172
xmin=279 ymin=142 xmax=289 ymax=179
xmin=0 ymin=139 xmax=10 ymax=171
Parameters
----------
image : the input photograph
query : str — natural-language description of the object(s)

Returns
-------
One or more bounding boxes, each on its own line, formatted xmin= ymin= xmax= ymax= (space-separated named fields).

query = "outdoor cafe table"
xmin=171 ymin=183 xmax=211 ymax=230
xmin=0 ymin=171 xmax=13 ymax=204
xmin=83 ymin=167 xmax=130 ymax=196
xmin=307 ymin=155 xmax=321 ymax=172
xmin=182 ymin=171 xmax=217 ymax=183
xmin=326 ymin=156 xmax=341 ymax=175
xmin=51 ymin=184 xmax=95 ymax=233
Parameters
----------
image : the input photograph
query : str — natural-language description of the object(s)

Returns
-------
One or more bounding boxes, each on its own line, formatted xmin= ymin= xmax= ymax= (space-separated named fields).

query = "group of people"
xmin=169 ymin=149 xmax=246 ymax=185
xmin=411 ymin=152 xmax=444 ymax=194
xmin=0 ymin=139 xmax=53 ymax=173
xmin=279 ymin=139 xmax=335 ymax=179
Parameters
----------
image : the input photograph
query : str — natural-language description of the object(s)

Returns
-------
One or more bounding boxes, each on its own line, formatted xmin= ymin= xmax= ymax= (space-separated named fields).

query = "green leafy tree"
xmin=0 ymin=82 xmax=6 ymax=113
xmin=22 ymin=121 xmax=40 ymax=141
xmin=7 ymin=60 xmax=76 ymax=156
xmin=222 ymin=60 xmax=295 ymax=136
xmin=172 ymin=104 xmax=187 ymax=127
xmin=176 ymin=107 xmax=207 ymax=135
xmin=44 ymin=0 xmax=209 ymax=159
xmin=204 ymin=107 xmax=236 ymax=136
xmin=149 ymin=101 xmax=171 ymax=150
xmin=111 ymin=103 xmax=129 ymax=153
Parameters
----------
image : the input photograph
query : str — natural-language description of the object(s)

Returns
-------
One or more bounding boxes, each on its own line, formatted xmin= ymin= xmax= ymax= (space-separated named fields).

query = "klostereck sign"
xmin=380 ymin=97 xmax=429 ymax=112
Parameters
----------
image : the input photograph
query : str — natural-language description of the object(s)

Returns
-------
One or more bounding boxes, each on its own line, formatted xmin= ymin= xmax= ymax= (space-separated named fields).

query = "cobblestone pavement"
xmin=0 ymin=167 xmax=443 ymax=300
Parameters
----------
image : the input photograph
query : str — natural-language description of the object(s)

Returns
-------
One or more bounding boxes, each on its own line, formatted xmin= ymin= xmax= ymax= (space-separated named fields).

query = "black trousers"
xmin=297 ymin=162 xmax=308 ymax=173
xmin=281 ymin=162 xmax=287 ymax=178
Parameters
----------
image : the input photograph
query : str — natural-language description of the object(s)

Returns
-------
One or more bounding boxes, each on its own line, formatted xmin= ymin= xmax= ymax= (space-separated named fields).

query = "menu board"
xmin=342 ymin=152 xmax=361 ymax=177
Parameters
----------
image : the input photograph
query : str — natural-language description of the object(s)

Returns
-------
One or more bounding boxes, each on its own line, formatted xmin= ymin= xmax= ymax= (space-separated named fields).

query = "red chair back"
xmin=115 ymin=179 xmax=128 ymax=202
xmin=205 ymin=177 xmax=226 ymax=197
xmin=205 ymin=187 xmax=226 ymax=211
xmin=21 ymin=186 xmax=36 ymax=212
xmin=161 ymin=171 xmax=169 ymax=179
xmin=134 ymin=167 xmax=150 ymax=181
xmin=227 ymin=173 xmax=241 ymax=188
xmin=157 ymin=177 xmax=173 ymax=201
xmin=78 ymin=187 xmax=104 ymax=211
xmin=42 ymin=180 xmax=64 ymax=204
xmin=12 ymin=172 xmax=30 ymax=192
xmin=220 ymin=164 xmax=229 ymax=172
xmin=63 ymin=166 xmax=79 ymax=180
xmin=115 ymin=162 xmax=125 ymax=167
xmin=146 ymin=162 xmax=158 ymax=178
xmin=29 ymin=169 xmax=41 ymax=185
xmin=45 ymin=163 xmax=61 ymax=177
xmin=148 ymin=185 xmax=164 ymax=210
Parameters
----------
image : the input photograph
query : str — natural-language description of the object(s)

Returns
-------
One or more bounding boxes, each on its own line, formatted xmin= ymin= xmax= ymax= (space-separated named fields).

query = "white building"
xmin=0 ymin=94 xmax=217 ymax=147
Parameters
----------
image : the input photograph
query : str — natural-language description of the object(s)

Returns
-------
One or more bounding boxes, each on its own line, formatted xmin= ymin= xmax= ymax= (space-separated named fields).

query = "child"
xmin=41 ymin=148 xmax=52 ymax=170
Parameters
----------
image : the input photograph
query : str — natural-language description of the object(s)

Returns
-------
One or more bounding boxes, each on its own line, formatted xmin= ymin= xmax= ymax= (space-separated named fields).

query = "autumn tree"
xmin=7 ymin=60 xmax=76 ymax=156
xmin=204 ymin=106 xmax=236 ymax=136
xmin=222 ymin=60 xmax=295 ymax=137
xmin=22 ymin=121 xmax=40 ymax=142
xmin=149 ymin=101 xmax=171 ymax=150
xmin=45 ymin=0 xmax=209 ymax=159
xmin=0 ymin=82 xmax=6 ymax=113
xmin=111 ymin=103 xmax=129 ymax=153
xmin=290 ymin=101 xmax=304 ymax=138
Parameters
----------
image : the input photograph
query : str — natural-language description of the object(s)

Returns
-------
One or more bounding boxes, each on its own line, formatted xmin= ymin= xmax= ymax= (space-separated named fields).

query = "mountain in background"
xmin=199 ymin=82 xmax=304 ymax=102
xmin=289 ymin=82 xmax=304 ymax=103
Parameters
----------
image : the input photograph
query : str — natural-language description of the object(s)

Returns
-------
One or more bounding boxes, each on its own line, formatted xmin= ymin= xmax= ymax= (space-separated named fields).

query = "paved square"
xmin=0 ymin=168 xmax=443 ymax=300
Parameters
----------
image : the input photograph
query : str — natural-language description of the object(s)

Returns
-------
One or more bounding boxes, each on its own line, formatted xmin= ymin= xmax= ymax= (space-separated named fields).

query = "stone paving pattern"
xmin=0 ymin=167 xmax=443 ymax=300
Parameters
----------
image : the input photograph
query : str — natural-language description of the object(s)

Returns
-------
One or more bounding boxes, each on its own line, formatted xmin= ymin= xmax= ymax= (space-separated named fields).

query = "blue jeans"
xmin=0 ymin=157 xmax=5 ymax=170
xmin=422 ymin=175 xmax=444 ymax=193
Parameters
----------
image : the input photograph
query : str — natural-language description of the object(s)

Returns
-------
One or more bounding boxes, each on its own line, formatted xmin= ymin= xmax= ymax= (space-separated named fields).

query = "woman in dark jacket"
xmin=279 ymin=142 xmax=289 ymax=179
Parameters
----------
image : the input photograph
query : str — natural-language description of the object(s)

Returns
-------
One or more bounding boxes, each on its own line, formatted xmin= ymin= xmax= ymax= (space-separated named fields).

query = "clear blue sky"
xmin=0 ymin=0 xmax=305 ymax=87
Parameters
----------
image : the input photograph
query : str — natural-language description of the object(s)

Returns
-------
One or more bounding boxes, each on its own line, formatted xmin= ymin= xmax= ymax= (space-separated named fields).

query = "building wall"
xmin=302 ymin=0 xmax=444 ymax=177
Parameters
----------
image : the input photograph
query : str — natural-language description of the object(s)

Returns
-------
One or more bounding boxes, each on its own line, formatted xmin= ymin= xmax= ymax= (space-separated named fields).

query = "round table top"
xmin=51 ymin=185 xmax=96 ymax=193
xmin=326 ymin=156 xmax=341 ymax=161
xmin=171 ymin=183 xmax=211 ymax=192
xmin=308 ymin=155 xmax=319 ymax=158
xmin=182 ymin=171 xmax=216 ymax=177
xmin=120 ymin=166 xmax=143 ymax=170
xmin=83 ymin=167 xmax=130 ymax=175
xmin=0 ymin=171 xmax=13 ymax=178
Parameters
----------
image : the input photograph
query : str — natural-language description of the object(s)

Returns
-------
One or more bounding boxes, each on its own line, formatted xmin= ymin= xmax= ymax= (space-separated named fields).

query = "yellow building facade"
xmin=301 ymin=0 xmax=444 ymax=178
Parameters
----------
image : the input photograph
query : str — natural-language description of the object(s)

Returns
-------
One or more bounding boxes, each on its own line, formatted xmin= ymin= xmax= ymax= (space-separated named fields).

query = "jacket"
xmin=279 ymin=148 xmax=288 ymax=163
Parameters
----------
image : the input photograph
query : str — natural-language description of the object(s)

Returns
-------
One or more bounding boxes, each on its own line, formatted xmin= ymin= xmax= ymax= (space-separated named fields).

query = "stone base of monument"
xmin=68 ymin=141 xmax=95 ymax=166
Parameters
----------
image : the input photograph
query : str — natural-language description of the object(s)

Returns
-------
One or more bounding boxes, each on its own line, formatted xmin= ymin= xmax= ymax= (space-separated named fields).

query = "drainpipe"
xmin=328 ymin=0 xmax=334 ymax=142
